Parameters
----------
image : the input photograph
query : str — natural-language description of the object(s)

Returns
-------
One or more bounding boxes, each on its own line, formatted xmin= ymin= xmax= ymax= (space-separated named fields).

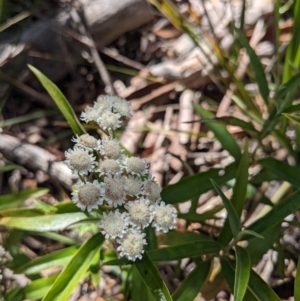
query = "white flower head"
xmin=125 ymin=198 xmax=153 ymax=229
xmin=99 ymin=138 xmax=122 ymax=160
xmin=72 ymin=133 xmax=99 ymax=151
xmin=99 ymin=210 xmax=130 ymax=239
xmin=71 ymin=180 xmax=103 ymax=212
xmin=97 ymin=111 xmax=122 ymax=131
xmin=94 ymin=95 xmax=113 ymax=112
xmin=112 ymin=97 xmax=132 ymax=117
xmin=64 ymin=146 xmax=96 ymax=175
xmin=102 ymin=175 xmax=126 ymax=207
xmin=80 ymin=106 xmax=99 ymax=123
xmin=124 ymin=157 xmax=148 ymax=176
xmin=117 ymin=229 xmax=147 ymax=261
xmin=143 ymin=178 xmax=162 ymax=203
xmin=97 ymin=159 xmax=121 ymax=176
xmin=152 ymin=201 xmax=177 ymax=233
xmin=125 ymin=175 xmax=143 ymax=197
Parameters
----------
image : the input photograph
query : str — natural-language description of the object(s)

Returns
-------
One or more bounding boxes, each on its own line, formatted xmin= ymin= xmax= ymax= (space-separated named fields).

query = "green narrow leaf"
xmin=147 ymin=240 xmax=221 ymax=262
xmin=221 ymin=258 xmax=281 ymax=301
xmin=28 ymin=65 xmax=85 ymax=136
xmin=275 ymin=72 xmax=300 ymax=105
xmin=295 ymin=256 xmax=300 ymax=301
xmin=105 ymin=239 xmax=221 ymax=266
xmin=172 ymin=260 xmax=211 ymax=301
xmin=162 ymin=163 xmax=237 ymax=204
xmin=135 ymin=252 xmax=173 ymax=301
xmin=23 ymin=275 xmax=58 ymax=300
xmin=248 ymin=188 xmax=300 ymax=235
xmin=258 ymin=158 xmax=300 ymax=187
xmin=14 ymin=246 xmax=78 ymax=275
xmin=0 ymin=212 xmax=88 ymax=232
xmin=42 ymin=233 xmax=104 ymax=301
xmin=0 ymin=188 xmax=48 ymax=210
xmin=234 ymin=246 xmax=251 ymax=301
xmin=193 ymin=104 xmax=241 ymax=162
xmin=218 ymin=140 xmax=249 ymax=245
xmin=235 ymin=27 xmax=269 ymax=105
xmin=211 ymin=179 xmax=240 ymax=237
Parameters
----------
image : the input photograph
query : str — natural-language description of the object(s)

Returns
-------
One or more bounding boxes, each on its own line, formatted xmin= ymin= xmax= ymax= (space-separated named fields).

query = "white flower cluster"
xmin=0 ymin=246 xmax=5 ymax=282
xmin=64 ymin=95 xmax=177 ymax=261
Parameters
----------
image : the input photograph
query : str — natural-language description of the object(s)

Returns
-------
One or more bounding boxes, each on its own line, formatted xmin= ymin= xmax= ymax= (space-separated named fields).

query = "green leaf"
xmin=15 ymin=246 xmax=78 ymax=275
xmin=283 ymin=113 xmax=300 ymax=127
xmin=162 ymin=163 xmax=237 ymax=204
xmin=234 ymin=246 xmax=251 ymax=301
xmin=218 ymin=140 xmax=249 ymax=245
xmin=28 ymin=65 xmax=85 ymax=136
xmin=235 ymin=27 xmax=269 ymax=106
xmin=0 ymin=188 xmax=48 ymax=210
xmin=147 ymin=240 xmax=221 ymax=261
xmin=193 ymin=104 xmax=241 ymax=162
xmin=157 ymin=231 xmax=214 ymax=246
xmin=248 ymin=188 xmax=300 ymax=235
xmin=178 ymin=205 xmax=223 ymax=222
xmin=221 ymin=258 xmax=281 ymax=301
xmin=0 ymin=164 xmax=20 ymax=172
xmin=258 ymin=158 xmax=300 ymax=187
xmin=172 ymin=260 xmax=211 ymax=301
xmin=105 ymin=239 xmax=221 ymax=266
xmin=23 ymin=275 xmax=58 ymax=300
xmin=42 ymin=233 xmax=104 ymax=301
xmin=295 ymin=256 xmax=300 ymax=301
xmin=135 ymin=252 xmax=173 ymax=301
xmin=275 ymin=72 xmax=300 ymax=105
xmin=0 ymin=212 xmax=88 ymax=232
xmin=211 ymin=179 xmax=240 ymax=237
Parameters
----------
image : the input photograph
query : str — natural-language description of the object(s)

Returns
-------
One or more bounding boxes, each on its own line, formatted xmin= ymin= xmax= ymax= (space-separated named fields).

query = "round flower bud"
xmin=97 ymin=111 xmax=122 ymax=130
xmin=99 ymin=210 xmax=129 ymax=239
xmin=112 ymin=97 xmax=132 ymax=117
xmin=117 ymin=229 xmax=147 ymax=261
xmin=125 ymin=198 xmax=153 ymax=228
xmin=94 ymin=95 xmax=113 ymax=111
xmin=72 ymin=133 xmax=99 ymax=151
xmin=71 ymin=180 xmax=103 ymax=212
xmin=100 ymin=138 xmax=122 ymax=160
xmin=152 ymin=201 xmax=177 ymax=233
xmin=80 ymin=106 xmax=99 ymax=123
xmin=97 ymin=159 xmax=121 ymax=176
xmin=64 ymin=147 xmax=96 ymax=175
xmin=125 ymin=176 xmax=143 ymax=197
xmin=143 ymin=178 xmax=162 ymax=202
xmin=102 ymin=175 xmax=126 ymax=207
xmin=125 ymin=157 xmax=148 ymax=175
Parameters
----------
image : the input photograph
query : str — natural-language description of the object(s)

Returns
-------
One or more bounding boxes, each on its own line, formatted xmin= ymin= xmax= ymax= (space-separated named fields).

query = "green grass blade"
xmin=234 ymin=246 xmax=251 ymax=301
xmin=172 ymin=260 xmax=211 ymax=301
xmin=162 ymin=163 xmax=237 ymax=204
xmin=14 ymin=246 xmax=78 ymax=275
xmin=0 ymin=212 xmax=88 ymax=232
xmin=248 ymin=188 xmax=300 ymax=234
xmin=211 ymin=179 xmax=240 ymax=237
xmin=295 ymin=256 xmax=300 ymax=301
xmin=193 ymin=104 xmax=241 ymax=162
xmin=0 ymin=188 xmax=48 ymax=210
xmin=135 ymin=252 xmax=173 ymax=301
xmin=234 ymin=27 xmax=269 ymax=106
xmin=28 ymin=65 xmax=85 ymax=136
xmin=218 ymin=140 xmax=249 ymax=245
xmin=42 ymin=233 xmax=104 ymax=301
